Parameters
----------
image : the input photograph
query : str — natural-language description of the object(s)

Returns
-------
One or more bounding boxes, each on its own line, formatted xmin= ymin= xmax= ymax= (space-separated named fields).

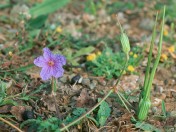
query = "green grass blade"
xmin=138 ymin=6 xmax=165 ymax=121
xmin=161 ymin=100 xmax=166 ymax=117
xmin=145 ymin=6 xmax=165 ymax=99
xmin=30 ymin=0 xmax=70 ymax=17
xmin=143 ymin=13 xmax=158 ymax=93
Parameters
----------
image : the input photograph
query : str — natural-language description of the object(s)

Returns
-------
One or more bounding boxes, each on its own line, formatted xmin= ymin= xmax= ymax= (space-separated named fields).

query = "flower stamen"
xmin=48 ymin=60 xmax=54 ymax=66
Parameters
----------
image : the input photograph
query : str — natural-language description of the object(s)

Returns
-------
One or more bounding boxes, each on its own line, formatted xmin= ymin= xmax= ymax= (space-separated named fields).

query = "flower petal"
xmin=51 ymin=65 xmax=64 ymax=78
xmin=40 ymin=67 xmax=52 ymax=80
xmin=43 ymin=47 xmax=55 ymax=60
xmin=55 ymin=54 xmax=66 ymax=65
xmin=34 ymin=56 xmax=46 ymax=67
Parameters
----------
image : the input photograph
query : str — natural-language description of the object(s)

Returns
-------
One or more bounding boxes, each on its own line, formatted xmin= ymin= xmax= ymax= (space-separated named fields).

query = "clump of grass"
xmin=138 ymin=6 xmax=165 ymax=121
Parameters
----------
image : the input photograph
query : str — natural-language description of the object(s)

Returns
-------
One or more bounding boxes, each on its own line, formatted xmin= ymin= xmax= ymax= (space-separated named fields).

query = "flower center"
xmin=48 ymin=60 xmax=54 ymax=66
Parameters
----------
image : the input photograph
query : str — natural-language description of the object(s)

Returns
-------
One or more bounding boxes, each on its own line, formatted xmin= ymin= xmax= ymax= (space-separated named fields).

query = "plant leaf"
xmin=73 ymin=46 xmax=95 ymax=58
xmin=135 ymin=122 xmax=161 ymax=132
xmin=30 ymin=0 xmax=70 ymax=18
xmin=161 ymin=100 xmax=166 ymax=117
xmin=97 ymin=98 xmax=111 ymax=126
xmin=64 ymin=108 xmax=86 ymax=124
xmin=27 ymin=15 xmax=48 ymax=29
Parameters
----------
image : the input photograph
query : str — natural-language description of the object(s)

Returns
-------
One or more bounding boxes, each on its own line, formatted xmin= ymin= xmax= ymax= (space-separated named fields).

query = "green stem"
xmin=116 ymin=92 xmax=136 ymax=121
xmin=117 ymin=18 xmax=124 ymax=33
xmin=51 ymin=77 xmax=61 ymax=118
xmin=60 ymin=89 xmax=114 ymax=131
xmin=143 ymin=13 xmax=158 ymax=93
xmin=114 ymin=54 xmax=129 ymax=87
xmin=118 ymin=91 xmax=134 ymax=109
xmin=144 ymin=6 xmax=165 ymax=100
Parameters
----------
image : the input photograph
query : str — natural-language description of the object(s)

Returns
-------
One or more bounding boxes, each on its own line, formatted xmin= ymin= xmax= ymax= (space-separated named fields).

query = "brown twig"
xmin=0 ymin=117 xmax=23 ymax=132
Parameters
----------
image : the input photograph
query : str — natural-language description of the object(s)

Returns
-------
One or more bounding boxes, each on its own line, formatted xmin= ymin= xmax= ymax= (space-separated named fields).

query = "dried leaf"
xmin=10 ymin=106 xmax=31 ymax=121
xmin=76 ymin=89 xmax=94 ymax=107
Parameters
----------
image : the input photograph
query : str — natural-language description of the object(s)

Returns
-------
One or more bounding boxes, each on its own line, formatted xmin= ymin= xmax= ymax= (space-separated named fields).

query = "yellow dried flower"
xmin=122 ymin=70 xmax=126 ymax=75
xmin=163 ymin=29 xmax=168 ymax=36
xmin=129 ymin=51 xmax=133 ymax=56
xmin=96 ymin=51 xmax=101 ymax=56
xmin=87 ymin=53 xmax=96 ymax=61
xmin=127 ymin=65 xmax=135 ymax=72
xmin=56 ymin=26 xmax=62 ymax=33
xmin=168 ymin=45 xmax=175 ymax=53
xmin=8 ymin=51 xmax=13 ymax=56
xmin=160 ymin=53 xmax=168 ymax=62
xmin=133 ymin=54 xmax=138 ymax=58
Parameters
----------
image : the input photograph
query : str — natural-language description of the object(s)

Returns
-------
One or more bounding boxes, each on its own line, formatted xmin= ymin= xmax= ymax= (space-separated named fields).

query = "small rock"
xmin=165 ymin=90 xmax=173 ymax=98
xmin=118 ymin=75 xmax=139 ymax=92
xmin=10 ymin=106 xmax=31 ymax=121
xmin=50 ymin=24 xmax=56 ymax=30
xmin=154 ymin=85 xmax=164 ymax=93
xmin=22 ymin=110 xmax=34 ymax=120
xmin=82 ymin=13 xmax=95 ymax=22
xmin=113 ymin=108 xmax=123 ymax=118
xmin=174 ymin=124 xmax=176 ymax=127
xmin=151 ymin=107 xmax=158 ymax=114
xmin=59 ymin=75 xmax=68 ymax=83
xmin=152 ymin=98 xmax=162 ymax=107
xmin=160 ymin=93 xmax=166 ymax=100
xmin=82 ymin=78 xmax=91 ymax=86
xmin=170 ymin=111 xmax=176 ymax=117
xmin=70 ymin=74 xmax=82 ymax=85
xmin=169 ymin=128 xmax=175 ymax=132
xmin=57 ymin=81 xmax=63 ymax=87
xmin=117 ymin=12 xmax=126 ymax=23
xmin=172 ymin=90 xmax=176 ymax=98
xmin=89 ymin=80 xmax=98 ymax=89
xmin=98 ymin=78 xmax=106 ymax=86
xmin=139 ymin=18 xmax=155 ymax=31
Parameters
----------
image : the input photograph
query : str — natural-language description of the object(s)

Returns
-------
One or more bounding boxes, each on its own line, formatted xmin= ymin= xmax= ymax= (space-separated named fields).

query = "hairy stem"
xmin=51 ymin=77 xmax=61 ymax=118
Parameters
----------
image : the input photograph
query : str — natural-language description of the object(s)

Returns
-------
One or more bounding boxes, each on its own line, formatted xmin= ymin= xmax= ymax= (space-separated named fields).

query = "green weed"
xmin=86 ymin=46 xmax=143 ymax=79
xmin=96 ymin=98 xmax=111 ymax=126
xmin=0 ymin=80 xmax=17 ymax=106
xmin=20 ymin=117 xmax=62 ymax=132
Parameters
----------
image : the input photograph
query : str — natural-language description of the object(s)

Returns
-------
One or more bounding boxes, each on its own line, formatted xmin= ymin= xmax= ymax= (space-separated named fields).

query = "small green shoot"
xmin=97 ymin=99 xmax=111 ymax=126
xmin=135 ymin=122 xmax=161 ymax=132
xmin=64 ymin=108 xmax=86 ymax=124
xmin=84 ymin=0 xmax=97 ymax=15
xmin=0 ymin=80 xmax=17 ymax=106
xmin=20 ymin=117 xmax=61 ymax=132
xmin=161 ymin=100 xmax=167 ymax=118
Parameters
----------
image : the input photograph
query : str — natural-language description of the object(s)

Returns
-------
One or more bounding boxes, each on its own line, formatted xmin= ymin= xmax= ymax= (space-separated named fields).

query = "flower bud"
xmin=120 ymin=32 xmax=130 ymax=55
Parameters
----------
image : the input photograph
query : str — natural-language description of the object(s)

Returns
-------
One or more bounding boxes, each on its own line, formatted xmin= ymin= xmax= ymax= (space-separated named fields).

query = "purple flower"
xmin=34 ymin=47 xmax=66 ymax=81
